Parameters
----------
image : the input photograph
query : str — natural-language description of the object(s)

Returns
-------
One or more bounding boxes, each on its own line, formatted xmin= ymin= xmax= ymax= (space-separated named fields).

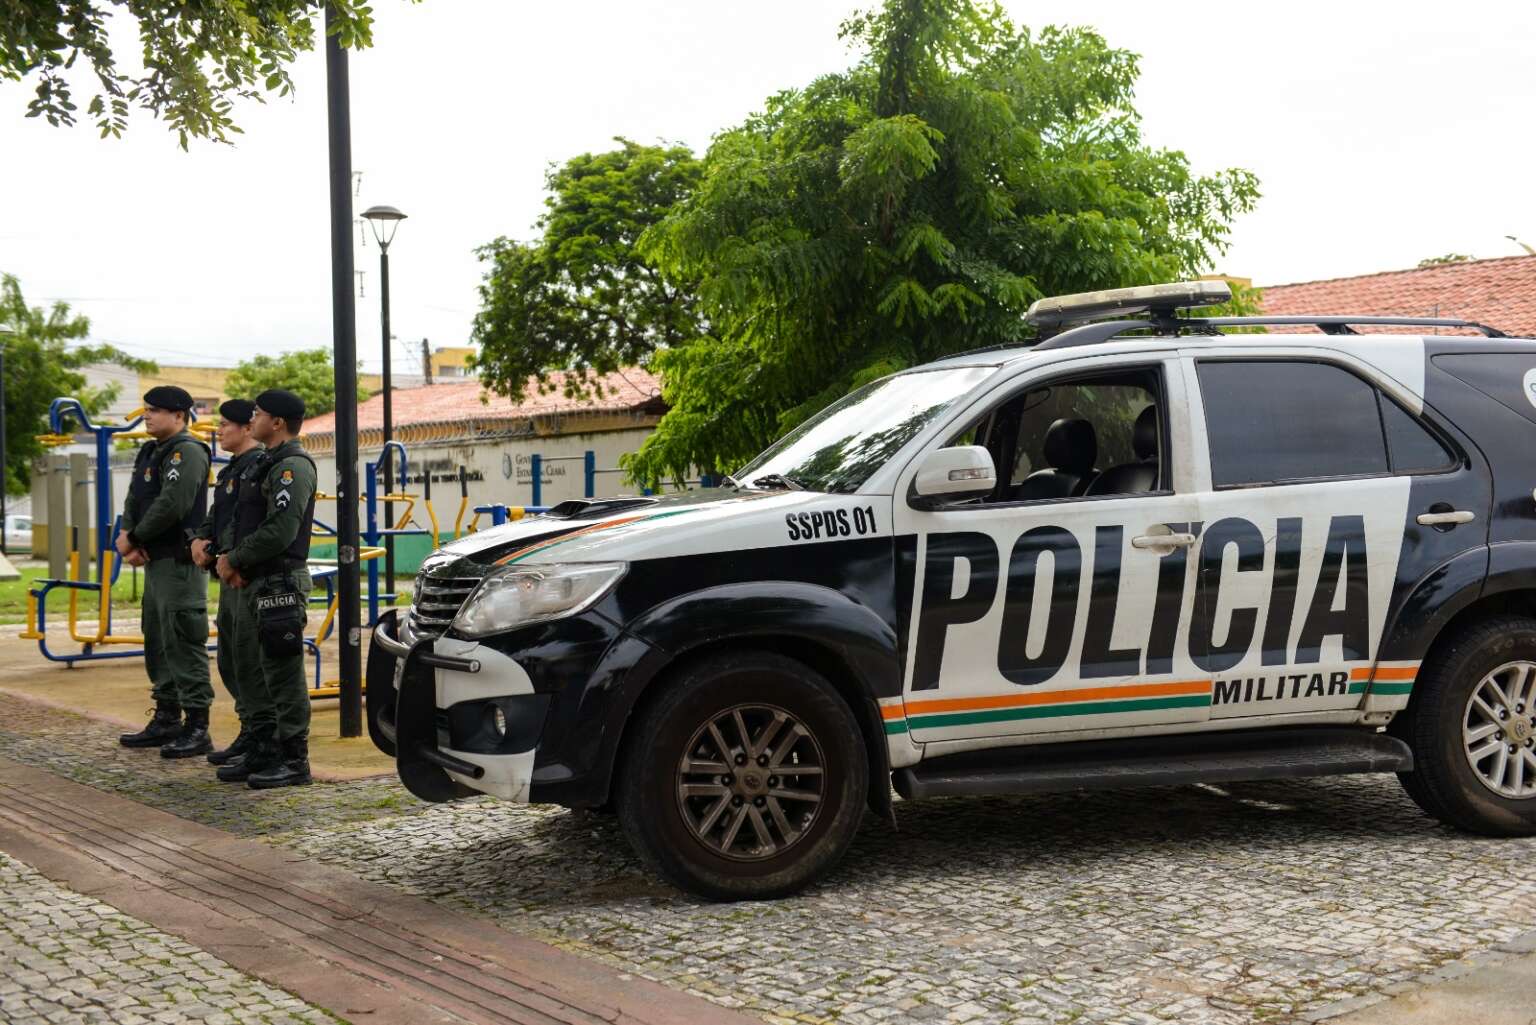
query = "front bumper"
xmin=368 ymin=611 xmax=549 ymax=803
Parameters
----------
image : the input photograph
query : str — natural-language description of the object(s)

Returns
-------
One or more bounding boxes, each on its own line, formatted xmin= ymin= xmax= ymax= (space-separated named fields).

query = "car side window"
xmin=1379 ymin=396 xmax=1457 ymax=474
xmin=947 ymin=366 xmax=1168 ymax=503
xmin=1198 ymin=360 xmax=1389 ymax=487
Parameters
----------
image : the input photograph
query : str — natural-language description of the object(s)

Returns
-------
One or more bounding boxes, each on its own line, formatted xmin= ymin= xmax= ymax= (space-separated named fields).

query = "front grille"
xmin=408 ymin=575 xmax=482 ymax=639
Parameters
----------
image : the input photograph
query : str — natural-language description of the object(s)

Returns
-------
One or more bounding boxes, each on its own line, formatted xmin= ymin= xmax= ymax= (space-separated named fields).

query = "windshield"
xmin=736 ymin=366 xmax=995 ymax=493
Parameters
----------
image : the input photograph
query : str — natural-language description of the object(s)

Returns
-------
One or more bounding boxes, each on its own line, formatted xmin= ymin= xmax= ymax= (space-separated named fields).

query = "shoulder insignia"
xmin=279 ymin=468 xmax=295 ymax=486
xmin=142 ymin=468 xmax=153 ymax=482
xmin=166 ymin=468 xmax=180 ymax=481
xmin=226 ymin=480 xmax=235 ymax=494
xmin=275 ymin=488 xmax=292 ymax=509
xmin=171 ymin=451 xmax=182 ymax=465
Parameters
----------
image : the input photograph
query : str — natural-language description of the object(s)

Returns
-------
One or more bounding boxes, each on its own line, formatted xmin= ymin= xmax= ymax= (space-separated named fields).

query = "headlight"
xmin=450 ymin=562 xmax=626 ymax=638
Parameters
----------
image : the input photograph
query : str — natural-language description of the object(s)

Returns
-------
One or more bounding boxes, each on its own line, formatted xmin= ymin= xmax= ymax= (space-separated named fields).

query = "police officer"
xmin=215 ymin=389 xmax=317 ymax=789
xmin=118 ymin=386 xmax=215 ymax=756
xmin=190 ymin=399 xmax=264 ymax=770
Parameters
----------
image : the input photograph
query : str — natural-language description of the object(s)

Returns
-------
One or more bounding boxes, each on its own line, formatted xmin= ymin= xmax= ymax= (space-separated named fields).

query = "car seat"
xmin=1009 ymin=418 xmax=1098 ymax=501
xmin=1083 ymin=405 xmax=1159 ymax=497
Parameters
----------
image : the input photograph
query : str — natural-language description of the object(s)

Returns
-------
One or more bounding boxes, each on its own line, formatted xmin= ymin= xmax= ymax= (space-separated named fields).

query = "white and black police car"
xmin=368 ymin=280 xmax=1536 ymax=900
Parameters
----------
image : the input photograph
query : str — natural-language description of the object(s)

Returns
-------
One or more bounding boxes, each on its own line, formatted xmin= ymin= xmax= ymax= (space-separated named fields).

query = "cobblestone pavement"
xmin=0 ymin=851 xmax=340 ymax=1025
xmin=3 ymin=690 xmax=1536 ymax=1025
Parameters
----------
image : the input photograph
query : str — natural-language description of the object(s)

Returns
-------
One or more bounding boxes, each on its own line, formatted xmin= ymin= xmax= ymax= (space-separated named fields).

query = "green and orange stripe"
xmin=1350 ymin=663 xmax=1418 ymax=696
xmin=883 ymin=662 xmax=1421 ymax=735
xmin=883 ymin=679 xmax=1212 ymax=735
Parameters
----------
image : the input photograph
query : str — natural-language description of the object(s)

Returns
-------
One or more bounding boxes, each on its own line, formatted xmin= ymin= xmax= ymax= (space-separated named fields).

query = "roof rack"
xmin=1035 ymin=314 xmax=1508 ymax=350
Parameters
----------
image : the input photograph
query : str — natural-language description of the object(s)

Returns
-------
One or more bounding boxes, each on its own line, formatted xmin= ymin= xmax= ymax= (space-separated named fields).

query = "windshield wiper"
xmin=750 ymin=473 xmax=807 ymax=491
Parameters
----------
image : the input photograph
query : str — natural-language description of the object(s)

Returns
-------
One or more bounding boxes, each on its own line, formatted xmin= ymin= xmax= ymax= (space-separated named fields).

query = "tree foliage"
xmin=225 ymin=347 xmax=369 ymax=418
xmin=2 ymin=0 xmax=381 ymax=146
xmin=1 ymin=273 xmax=156 ymax=495
xmin=618 ymin=0 xmax=1259 ymax=485
xmin=471 ymin=139 xmax=703 ymax=401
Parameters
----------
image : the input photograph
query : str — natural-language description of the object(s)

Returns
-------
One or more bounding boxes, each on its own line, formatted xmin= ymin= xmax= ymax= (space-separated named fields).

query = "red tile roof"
xmin=1259 ymin=255 xmax=1536 ymax=336
xmin=304 ymin=367 xmax=664 ymax=435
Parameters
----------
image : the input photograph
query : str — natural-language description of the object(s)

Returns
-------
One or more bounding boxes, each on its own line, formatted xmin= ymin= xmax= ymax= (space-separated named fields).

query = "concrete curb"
xmin=0 ymin=756 xmax=761 ymax=1025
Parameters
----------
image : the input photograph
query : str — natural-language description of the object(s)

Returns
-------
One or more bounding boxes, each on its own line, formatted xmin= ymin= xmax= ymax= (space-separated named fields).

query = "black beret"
xmin=254 ymin=388 xmax=305 ymax=422
xmin=218 ymin=399 xmax=255 ymax=425
xmin=143 ymin=385 xmax=195 ymax=413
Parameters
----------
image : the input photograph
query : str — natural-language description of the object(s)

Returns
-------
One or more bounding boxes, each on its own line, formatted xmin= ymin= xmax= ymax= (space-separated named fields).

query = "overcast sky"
xmin=3 ymin=0 xmax=1533 ymax=372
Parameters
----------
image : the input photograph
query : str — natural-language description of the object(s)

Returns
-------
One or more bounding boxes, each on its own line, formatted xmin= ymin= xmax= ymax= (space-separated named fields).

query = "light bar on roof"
xmin=1026 ymin=280 xmax=1233 ymax=328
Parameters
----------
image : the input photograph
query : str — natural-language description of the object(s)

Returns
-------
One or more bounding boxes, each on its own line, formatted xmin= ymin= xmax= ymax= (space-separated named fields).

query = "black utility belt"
xmin=145 ymin=539 xmax=194 ymax=564
xmin=247 ymin=558 xmax=308 ymax=579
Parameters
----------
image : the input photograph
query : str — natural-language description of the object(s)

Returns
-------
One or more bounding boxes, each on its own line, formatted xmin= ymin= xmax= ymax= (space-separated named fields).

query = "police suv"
xmin=368 ymin=280 xmax=1536 ymax=900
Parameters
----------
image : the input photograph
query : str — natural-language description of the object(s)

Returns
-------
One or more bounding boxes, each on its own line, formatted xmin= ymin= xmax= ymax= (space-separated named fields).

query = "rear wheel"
xmin=1395 ymin=616 xmax=1536 ymax=836
xmin=617 ymin=650 xmax=868 ymax=900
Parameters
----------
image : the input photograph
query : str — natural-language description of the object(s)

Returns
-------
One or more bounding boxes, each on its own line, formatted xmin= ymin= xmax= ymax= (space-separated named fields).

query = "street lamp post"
xmin=360 ymin=204 xmax=406 ymax=603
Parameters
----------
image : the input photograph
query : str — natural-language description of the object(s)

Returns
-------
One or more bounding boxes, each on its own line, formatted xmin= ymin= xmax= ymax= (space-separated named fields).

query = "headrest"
xmin=1133 ymin=405 xmax=1159 ymax=461
xmin=1043 ymin=418 xmax=1097 ymax=474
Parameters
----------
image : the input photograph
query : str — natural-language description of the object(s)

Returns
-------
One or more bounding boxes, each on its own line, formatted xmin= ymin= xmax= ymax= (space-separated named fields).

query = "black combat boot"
xmin=161 ymin=708 xmax=213 ymax=759
xmin=248 ymin=734 xmax=311 ymax=790
xmin=206 ymin=728 xmax=253 ymax=766
xmin=216 ymin=728 xmax=277 ymax=783
xmin=119 ymin=703 xmax=182 ymax=748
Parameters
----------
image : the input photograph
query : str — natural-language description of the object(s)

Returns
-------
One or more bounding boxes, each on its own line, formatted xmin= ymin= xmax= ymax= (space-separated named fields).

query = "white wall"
xmin=306 ymin=426 xmax=670 ymax=534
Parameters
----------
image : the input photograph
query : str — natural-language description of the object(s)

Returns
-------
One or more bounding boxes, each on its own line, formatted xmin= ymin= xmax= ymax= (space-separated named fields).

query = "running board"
xmin=892 ymin=727 xmax=1413 ymax=800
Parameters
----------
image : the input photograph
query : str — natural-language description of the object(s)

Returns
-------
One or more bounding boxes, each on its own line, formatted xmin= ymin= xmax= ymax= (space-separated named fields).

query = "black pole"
xmin=327 ymin=3 xmax=362 ymax=738
xmin=380 ymin=245 xmax=394 ymax=600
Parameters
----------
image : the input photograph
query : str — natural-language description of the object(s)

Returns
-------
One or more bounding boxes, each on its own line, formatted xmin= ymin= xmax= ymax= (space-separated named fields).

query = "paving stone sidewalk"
xmin=0 ymin=851 xmax=339 ymax=1025
xmin=3 ymin=690 xmax=1536 ymax=1025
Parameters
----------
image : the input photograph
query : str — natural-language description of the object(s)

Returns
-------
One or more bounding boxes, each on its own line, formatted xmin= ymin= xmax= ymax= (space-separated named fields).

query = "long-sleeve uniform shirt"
xmin=124 ymin=430 xmax=211 ymax=550
xmin=195 ymin=446 xmax=264 ymax=554
xmin=226 ymin=439 xmax=317 ymax=575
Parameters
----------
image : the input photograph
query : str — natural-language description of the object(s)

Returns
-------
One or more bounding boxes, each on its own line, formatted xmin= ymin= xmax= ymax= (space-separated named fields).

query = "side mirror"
xmin=909 ymin=445 xmax=997 ymax=508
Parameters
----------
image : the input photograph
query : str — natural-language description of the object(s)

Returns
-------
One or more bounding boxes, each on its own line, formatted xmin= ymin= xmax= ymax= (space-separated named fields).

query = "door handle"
xmin=1132 ymin=532 xmax=1198 ymax=550
xmin=1417 ymin=510 xmax=1475 ymax=526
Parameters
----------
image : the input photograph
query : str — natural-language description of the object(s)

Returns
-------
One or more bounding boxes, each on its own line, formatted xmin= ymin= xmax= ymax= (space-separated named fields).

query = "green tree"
xmin=2 ymin=0 xmax=382 ymax=146
xmin=471 ymin=139 xmax=703 ymax=401
xmin=1 ymin=273 xmax=157 ymax=494
xmin=619 ymin=0 xmax=1259 ymax=485
xmin=225 ymin=347 xmax=369 ymax=417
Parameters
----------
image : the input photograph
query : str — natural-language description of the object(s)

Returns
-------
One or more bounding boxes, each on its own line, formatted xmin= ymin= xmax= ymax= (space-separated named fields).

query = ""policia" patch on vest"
xmin=256 ymin=592 xmax=304 ymax=612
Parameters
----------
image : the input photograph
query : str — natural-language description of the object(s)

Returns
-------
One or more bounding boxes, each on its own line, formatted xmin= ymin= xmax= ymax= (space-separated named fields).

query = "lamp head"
xmin=361 ymin=204 xmax=408 ymax=249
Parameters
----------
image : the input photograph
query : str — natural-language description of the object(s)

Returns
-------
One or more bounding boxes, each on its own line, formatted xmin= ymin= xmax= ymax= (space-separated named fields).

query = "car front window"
xmin=735 ymin=366 xmax=995 ymax=494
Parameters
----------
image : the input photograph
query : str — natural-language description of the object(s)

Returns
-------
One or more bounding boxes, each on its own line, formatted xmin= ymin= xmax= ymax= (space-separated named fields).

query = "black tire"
xmin=616 ymin=649 xmax=868 ymax=900
xmin=1395 ymin=615 xmax=1536 ymax=836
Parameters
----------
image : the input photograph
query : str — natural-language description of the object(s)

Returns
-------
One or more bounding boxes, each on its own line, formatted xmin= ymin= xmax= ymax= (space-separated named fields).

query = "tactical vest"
xmin=210 ymin=447 xmax=260 ymax=553
xmin=127 ymin=435 xmax=211 ymax=558
xmin=234 ymin=444 xmax=318 ymax=578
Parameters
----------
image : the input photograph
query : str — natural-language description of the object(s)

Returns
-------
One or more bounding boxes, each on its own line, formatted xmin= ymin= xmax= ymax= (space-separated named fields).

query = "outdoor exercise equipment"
xmin=22 ymin=400 xmax=174 ymax=665
xmin=23 ymin=398 xmax=394 ymax=696
xmin=527 ymin=448 xmax=719 ymax=507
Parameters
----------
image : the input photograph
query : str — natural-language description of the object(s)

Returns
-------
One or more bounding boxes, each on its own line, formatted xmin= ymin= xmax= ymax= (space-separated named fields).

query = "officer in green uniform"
xmin=190 ymin=399 xmax=264 ymax=770
xmin=216 ymin=389 xmax=317 ymax=789
xmin=118 ymin=386 xmax=215 ymax=756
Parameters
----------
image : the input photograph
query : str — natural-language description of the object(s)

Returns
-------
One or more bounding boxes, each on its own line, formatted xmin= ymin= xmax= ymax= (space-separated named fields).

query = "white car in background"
xmin=3 ymin=514 xmax=32 ymax=552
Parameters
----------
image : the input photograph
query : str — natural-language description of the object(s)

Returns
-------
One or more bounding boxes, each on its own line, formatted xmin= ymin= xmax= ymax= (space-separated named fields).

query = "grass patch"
xmin=0 ymin=566 xmax=219 ymax=625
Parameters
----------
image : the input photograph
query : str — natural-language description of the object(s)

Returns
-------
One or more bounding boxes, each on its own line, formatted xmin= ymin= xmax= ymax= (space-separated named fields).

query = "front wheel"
xmin=616 ymin=650 xmax=868 ymax=900
xmin=1395 ymin=616 xmax=1536 ymax=836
